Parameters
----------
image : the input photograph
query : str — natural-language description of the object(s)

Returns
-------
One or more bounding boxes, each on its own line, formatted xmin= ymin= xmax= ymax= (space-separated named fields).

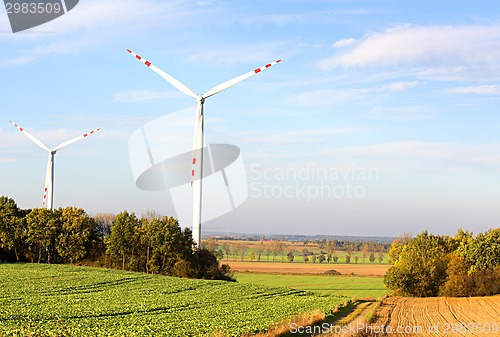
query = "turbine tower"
xmin=127 ymin=49 xmax=280 ymax=248
xmin=10 ymin=121 xmax=100 ymax=210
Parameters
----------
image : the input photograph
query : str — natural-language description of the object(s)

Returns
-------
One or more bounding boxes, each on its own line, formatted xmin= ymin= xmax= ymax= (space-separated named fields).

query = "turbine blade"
xmin=127 ymin=49 xmax=198 ymax=99
xmin=10 ymin=120 xmax=51 ymax=152
xmin=53 ymin=128 xmax=100 ymax=152
xmin=42 ymin=155 xmax=52 ymax=208
xmin=202 ymin=59 xmax=282 ymax=99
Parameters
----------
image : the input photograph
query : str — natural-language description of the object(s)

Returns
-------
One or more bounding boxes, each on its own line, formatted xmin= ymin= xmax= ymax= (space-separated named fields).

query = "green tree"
xmin=384 ymin=231 xmax=452 ymax=297
xmin=147 ymin=216 xmax=194 ymax=275
xmin=388 ymin=232 xmax=412 ymax=264
xmin=0 ymin=196 xmax=25 ymax=261
xmin=105 ymin=211 xmax=139 ymax=270
xmin=26 ymin=208 xmax=61 ymax=263
xmin=318 ymin=253 xmax=325 ymax=263
xmin=57 ymin=207 xmax=94 ymax=263
xmin=458 ymin=228 xmax=500 ymax=271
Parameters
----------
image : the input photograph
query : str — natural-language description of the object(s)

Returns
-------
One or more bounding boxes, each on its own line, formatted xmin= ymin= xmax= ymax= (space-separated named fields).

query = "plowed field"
xmin=227 ymin=261 xmax=389 ymax=276
xmin=371 ymin=296 xmax=500 ymax=336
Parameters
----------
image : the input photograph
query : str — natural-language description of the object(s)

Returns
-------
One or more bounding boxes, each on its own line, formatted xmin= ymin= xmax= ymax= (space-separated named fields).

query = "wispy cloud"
xmin=185 ymin=41 xmax=287 ymax=66
xmin=322 ymin=141 xmax=500 ymax=172
xmin=112 ymin=89 xmax=183 ymax=102
xmin=319 ymin=25 xmax=500 ymax=81
xmin=1 ymin=0 xmax=192 ymax=66
xmin=368 ymin=106 xmax=430 ymax=121
xmin=446 ymin=84 xmax=500 ymax=95
xmin=288 ymin=81 xmax=419 ymax=105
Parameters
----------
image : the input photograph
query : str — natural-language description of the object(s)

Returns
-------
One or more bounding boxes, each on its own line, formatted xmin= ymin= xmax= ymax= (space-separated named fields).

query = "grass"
xmin=0 ymin=263 xmax=347 ymax=337
xmin=235 ymin=273 xmax=389 ymax=299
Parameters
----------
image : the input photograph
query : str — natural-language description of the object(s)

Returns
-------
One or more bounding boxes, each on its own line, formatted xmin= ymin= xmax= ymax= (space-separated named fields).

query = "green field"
xmin=235 ymin=273 xmax=388 ymax=299
xmin=0 ymin=263 xmax=347 ymax=337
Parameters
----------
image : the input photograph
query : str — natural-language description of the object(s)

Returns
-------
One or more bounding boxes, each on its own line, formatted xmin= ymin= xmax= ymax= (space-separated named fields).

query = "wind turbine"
xmin=127 ymin=49 xmax=281 ymax=248
xmin=10 ymin=121 xmax=100 ymax=210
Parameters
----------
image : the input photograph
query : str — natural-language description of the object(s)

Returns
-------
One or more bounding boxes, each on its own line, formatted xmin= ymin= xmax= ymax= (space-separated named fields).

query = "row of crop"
xmin=0 ymin=264 xmax=346 ymax=336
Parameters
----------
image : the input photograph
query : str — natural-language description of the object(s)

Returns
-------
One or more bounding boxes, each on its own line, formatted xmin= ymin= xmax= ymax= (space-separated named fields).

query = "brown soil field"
xmin=226 ymin=261 xmax=389 ymax=276
xmin=371 ymin=296 xmax=500 ymax=336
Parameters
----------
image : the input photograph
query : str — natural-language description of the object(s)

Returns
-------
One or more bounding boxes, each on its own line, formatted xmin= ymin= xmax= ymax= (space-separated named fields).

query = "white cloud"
xmin=1 ymin=0 xmax=191 ymax=65
xmin=185 ymin=42 xmax=286 ymax=66
xmin=320 ymin=25 xmax=500 ymax=76
xmin=446 ymin=84 xmax=500 ymax=95
xmin=112 ymin=89 xmax=183 ymax=102
xmin=288 ymin=81 xmax=419 ymax=105
xmin=368 ymin=106 xmax=430 ymax=121
xmin=323 ymin=141 xmax=500 ymax=172
xmin=332 ymin=38 xmax=356 ymax=48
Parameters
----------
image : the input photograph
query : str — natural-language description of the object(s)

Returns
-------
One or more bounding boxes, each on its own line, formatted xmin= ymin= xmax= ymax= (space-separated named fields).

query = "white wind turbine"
xmin=127 ymin=49 xmax=280 ymax=248
xmin=10 ymin=121 xmax=100 ymax=210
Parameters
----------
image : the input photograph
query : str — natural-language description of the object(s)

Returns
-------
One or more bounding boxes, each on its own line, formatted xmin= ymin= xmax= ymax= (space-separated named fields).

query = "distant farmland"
xmin=236 ymin=273 xmax=388 ymax=299
xmin=0 ymin=263 xmax=347 ymax=336
xmin=228 ymin=261 xmax=390 ymax=276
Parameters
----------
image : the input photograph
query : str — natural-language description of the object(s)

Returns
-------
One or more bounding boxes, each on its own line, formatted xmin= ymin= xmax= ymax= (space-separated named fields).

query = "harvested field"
xmin=227 ymin=261 xmax=389 ymax=276
xmin=370 ymin=296 xmax=500 ymax=336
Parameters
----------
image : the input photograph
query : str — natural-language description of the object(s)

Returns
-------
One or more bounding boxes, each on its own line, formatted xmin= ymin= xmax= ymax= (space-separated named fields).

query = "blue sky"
xmin=1 ymin=0 xmax=500 ymax=236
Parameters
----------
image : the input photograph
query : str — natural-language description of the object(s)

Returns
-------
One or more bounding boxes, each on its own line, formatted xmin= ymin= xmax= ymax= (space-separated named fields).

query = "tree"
xmin=254 ymin=241 xmax=265 ymax=262
xmin=57 ymin=207 xmax=94 ymax=263
xmin=369 ymin=252 xmax=375 ymax=263
xmin=388 ymin=232 xmax=412 ymax=264
xmin=0 ymin=196 xmax=25 ymax=261
xmin=345 ymin=254 xmax=351 ymax=264
xmin=354 ymin=255 xmax=359 ymax=264
xmin=361 ymin=243 xmax=370 ymax=264
xmin=287 ymin=250 xmax=294 ymax=263
xmin=238 ymin=242 xmax=247 ymax=262
xmin=384 ymin=231 xmax=452 ymax=297
xmin=311 ymin=254 xmax=317 ymax=263
xmin=147 ymin=216 xmax=194 ymax=274
xmin=105 ymin=211 xmax=139 ymax=270
xmin=377 ymin=252 xmax=384 ymax=263
xmin=26 ymin=208 xmax=61 ymax=263
xmin=318 ymin=253 xmax=325 ymax=264
xmin=458 ymin=228 xmax=500 ymax=271
xmin=302 ymin=254 xmax=309 ymax=263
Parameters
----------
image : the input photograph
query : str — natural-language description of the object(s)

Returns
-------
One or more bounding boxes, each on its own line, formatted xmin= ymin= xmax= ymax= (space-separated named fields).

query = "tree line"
xmin=385 ymin=229 xmax=500 ymax=297
xmin=203 ymin=239 xmax=386 ymax=264
xmin=0 ymin=196 xmax=233 ymax=281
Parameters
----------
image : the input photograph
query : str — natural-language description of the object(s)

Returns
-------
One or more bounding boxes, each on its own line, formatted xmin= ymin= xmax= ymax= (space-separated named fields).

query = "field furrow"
xmin=371 ymin=296 xmax=500 ymax=336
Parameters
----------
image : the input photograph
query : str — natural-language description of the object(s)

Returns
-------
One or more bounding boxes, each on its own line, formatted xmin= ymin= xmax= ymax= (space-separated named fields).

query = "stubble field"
xmin=371 ymin=296 xmax=500 ymax=336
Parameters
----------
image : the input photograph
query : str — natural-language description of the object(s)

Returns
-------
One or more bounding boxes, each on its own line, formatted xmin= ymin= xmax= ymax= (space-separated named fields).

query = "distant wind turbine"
xmin=10 ymin=121 xmax=100 ymax=210
xmin=127 ymin=49 xmax=281 ymax=248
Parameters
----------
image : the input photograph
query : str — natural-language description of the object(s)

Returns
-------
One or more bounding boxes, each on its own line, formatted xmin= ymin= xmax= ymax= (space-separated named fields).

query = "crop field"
xmin=235 ymin=273 xmax=388 ymax=299
xmin=371 ymin=296 xmax=500 ymax=336
xmin=227 ymin=261 xmax=390 ymax=276
xmin=0 ymin=263 xmax=347 ymax=337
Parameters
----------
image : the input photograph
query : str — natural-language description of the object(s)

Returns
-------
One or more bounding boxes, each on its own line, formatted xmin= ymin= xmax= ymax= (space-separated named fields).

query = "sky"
xmin=1 ymin=0 xmax=500 ymax=237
